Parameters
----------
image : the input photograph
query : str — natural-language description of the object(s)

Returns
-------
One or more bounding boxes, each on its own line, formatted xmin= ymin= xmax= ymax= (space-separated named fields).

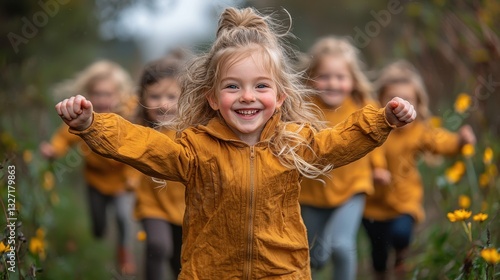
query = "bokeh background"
xmin=1 ymin=0 xmax=499 ymax=279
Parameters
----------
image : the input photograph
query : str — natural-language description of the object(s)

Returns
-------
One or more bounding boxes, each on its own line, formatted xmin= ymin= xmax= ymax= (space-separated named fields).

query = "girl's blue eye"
xmin=257 ymin=84 xmax=268 ymax=89
xmin=225 ymin=84 xmax=238 ymax=89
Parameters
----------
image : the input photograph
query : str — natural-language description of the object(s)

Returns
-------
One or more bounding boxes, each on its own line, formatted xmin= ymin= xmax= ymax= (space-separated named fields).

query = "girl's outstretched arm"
xmin=54 ymin=95 xmax=192 ymax=183
xmin=55 ymin=95 xmax=94 ymax=131
xmin=384 ymin=97 xmax=416 ymax=127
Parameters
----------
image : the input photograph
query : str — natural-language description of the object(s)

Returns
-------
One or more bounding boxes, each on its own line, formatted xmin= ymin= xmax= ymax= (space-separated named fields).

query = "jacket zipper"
xmin=244 ymin=145 xmax=256 ymax=279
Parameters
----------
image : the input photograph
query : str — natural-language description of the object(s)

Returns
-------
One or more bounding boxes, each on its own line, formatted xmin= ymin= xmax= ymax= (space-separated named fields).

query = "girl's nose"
xmin=239 ymin=89 xmax=256 ymax=103
xmin=327 ymin=76 xmax=338 ymax=88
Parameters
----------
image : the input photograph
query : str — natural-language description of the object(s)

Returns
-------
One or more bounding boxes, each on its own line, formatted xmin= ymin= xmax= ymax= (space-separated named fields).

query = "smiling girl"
xmin=297 ymin=36 xmax=385 ymax=280
xmin=133 ymin=51 xmax=189 ymax=279
xmin=54 ymin=7 xmax=416 ymax=279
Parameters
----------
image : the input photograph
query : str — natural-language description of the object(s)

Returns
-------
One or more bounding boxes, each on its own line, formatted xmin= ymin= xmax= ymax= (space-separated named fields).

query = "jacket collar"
xmin=197 ymin=112 xmax=282 ymax=145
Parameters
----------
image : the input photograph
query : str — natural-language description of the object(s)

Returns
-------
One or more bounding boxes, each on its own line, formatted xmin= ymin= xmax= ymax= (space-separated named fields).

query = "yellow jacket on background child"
xmin=40 ymin=60 xmax=138 ymax=275
xmin=298 ymin=36 xmax=385 ymax=280
xmin=133 ymin=53 xmax=188 ymax=279
xmin=362 ymin=60 xmax=475 ymax=280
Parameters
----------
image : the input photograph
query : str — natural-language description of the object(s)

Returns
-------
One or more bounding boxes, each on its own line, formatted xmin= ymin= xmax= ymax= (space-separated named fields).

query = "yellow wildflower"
xmin=483 ymin=147 xmax=493 ymax=165
xmin=447 ymin=209 xmax=472 ymax=222
xmin=29 ymin=228 xmax=46 ymax=260
xmin=137 ymin=230 xmax=147 ymax=241
xmin=479 ymin=173 xmax=490 ymax=188
xmin=0 ymin=242 xmax=10 ymax=254
xmin=461 ymin=144 xmax=475 ymax=158
xmin=23 ymin=150 xmax=33 ymax=164
xmin=473 ymin=213 xmax=488 ymax=222
xmin=481 ymin=248 xmax=500 ymax=265
xmin=43 ymin=171 xmax=55 ymax=191
xmin=29 ymin=238 xmax=46 ymax=260
xmin=454 ymin=93 xmax=472 ymax=114
xmin=458 ymin=195 xmax=471 ymax=209
xmin=445 ymin=161 xmax=466 ymax=183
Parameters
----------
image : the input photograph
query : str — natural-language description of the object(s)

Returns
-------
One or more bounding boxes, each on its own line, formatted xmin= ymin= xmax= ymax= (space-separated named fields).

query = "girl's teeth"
xmin=237 ymin=110 xmax=258 ymax=115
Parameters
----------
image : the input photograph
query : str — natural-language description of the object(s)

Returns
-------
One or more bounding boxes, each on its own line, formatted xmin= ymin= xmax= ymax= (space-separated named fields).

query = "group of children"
xmin=42 ymin=6 xmax=475 ymax=280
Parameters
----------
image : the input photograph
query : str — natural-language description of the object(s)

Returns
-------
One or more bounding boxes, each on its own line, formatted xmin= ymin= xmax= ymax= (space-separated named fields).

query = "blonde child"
xmin=54 ymin=7 xmax=416 ymax=279
xmin=39 ymin=60 xmax=137 ymax=275
xmin=134 ymin=51 xmax=189 ymax=279
xmin=298 ymin=36 xmax=385 ymax=280
xmin=362 ymin=60 xmax=476 ymax=280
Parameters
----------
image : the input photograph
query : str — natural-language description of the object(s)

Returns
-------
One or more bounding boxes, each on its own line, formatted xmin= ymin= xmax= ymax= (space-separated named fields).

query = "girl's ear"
xmin=275 ymin=93 xmax=287 ymax=109
xmin=207 ymin=95 xmax=219 ymax=110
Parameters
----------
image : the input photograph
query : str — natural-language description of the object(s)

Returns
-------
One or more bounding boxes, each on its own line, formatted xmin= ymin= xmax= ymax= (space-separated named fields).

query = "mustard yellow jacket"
xmin=48 ymin=124 xmax=131 ymax=195
xmin=134 ymin=130 xmax=186 ymax=225
xmin=363 ymin=121 xmax=460 ymax=223
xmin=300 ymin=97 xmax=386 ymax=207
xmin=72 ymin=105 xmax=393 ymax=279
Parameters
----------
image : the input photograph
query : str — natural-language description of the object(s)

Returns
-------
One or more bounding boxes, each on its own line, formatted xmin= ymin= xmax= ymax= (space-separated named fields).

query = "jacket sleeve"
xmin=421 ymin=126 xmax=461 ymax=156
xmin=69 ymin=113 xmax=193 ymax=183
xmin=311 ymin=105 xmax=394 ymax=169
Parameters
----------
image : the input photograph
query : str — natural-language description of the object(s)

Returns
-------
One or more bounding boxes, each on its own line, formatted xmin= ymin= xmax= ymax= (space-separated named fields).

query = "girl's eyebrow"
xmin=221 ymin=76 xmax=273 ymax=82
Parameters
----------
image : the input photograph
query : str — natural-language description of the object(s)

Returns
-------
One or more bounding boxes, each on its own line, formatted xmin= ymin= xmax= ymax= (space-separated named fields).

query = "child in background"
xmin=54 ymin=7 xmax=416 ymax=279
xmin=39 ymin=60 xmax=138 ymax=275
xmin=362 ymin=60 xmax=476 ymax=280
xmin=297 ymin=36 xmax=385 ymax=280
xmin=134 ymin=50 xmax=189 ymax=280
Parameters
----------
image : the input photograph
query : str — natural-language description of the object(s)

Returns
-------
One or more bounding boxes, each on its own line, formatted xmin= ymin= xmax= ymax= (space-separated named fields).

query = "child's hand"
xmin=458 ymin=124 xmax=476 ymax=145
xmin=39 ymin=141 xmax=56 ymax=159
xmin=373 ymin=168 xmax=392 ymax=186
xmin=55 ymin=95 xmax=93 ymax=131
xmin=384 ymin=97 xmax=416 ymax=127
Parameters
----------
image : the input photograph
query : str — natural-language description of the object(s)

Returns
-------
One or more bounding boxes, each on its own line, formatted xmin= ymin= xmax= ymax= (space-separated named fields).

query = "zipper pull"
xmin=250 ymin=146 xmax=255 ymax=159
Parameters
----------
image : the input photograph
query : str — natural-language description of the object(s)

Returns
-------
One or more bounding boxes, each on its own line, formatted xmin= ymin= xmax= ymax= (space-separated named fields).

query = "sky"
xmin=96 ymin=0 xmax=244 ymax=62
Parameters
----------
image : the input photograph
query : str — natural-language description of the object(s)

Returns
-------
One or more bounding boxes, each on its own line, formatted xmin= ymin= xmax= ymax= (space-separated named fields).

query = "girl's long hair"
xmin=166 ymin=7 xmax=332 ymax=178
xmin=53 ymin=60 xmax=136 ymax=120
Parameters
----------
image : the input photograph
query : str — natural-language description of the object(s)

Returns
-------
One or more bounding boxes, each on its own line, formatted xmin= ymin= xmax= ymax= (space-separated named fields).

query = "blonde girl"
xmin=134 ymin=50 xmax=189 ymax=279
xmin=362 ymin=60 xmax=476 ymax=280
xmin=39 ymin=60 xmax=138 ymax=275
xmin=55 ymin=7 xmax=416 ymax=279
xmin=297 ymin=36 xmax=385 ymax=280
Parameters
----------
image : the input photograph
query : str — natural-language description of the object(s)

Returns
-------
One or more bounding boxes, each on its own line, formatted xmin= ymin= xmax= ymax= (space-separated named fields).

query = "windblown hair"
xmin=53 ymin=60 xmax=136 ymax=119
xmin=374 ymin=60 xmax=430 ymax=121
xmin=137 ymin=48 xmax=191 ymax=126
xmin=298 ymin=36 xmax=373 ymax=106
xmin=168 ymin=7 xmax=332 ymax=179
